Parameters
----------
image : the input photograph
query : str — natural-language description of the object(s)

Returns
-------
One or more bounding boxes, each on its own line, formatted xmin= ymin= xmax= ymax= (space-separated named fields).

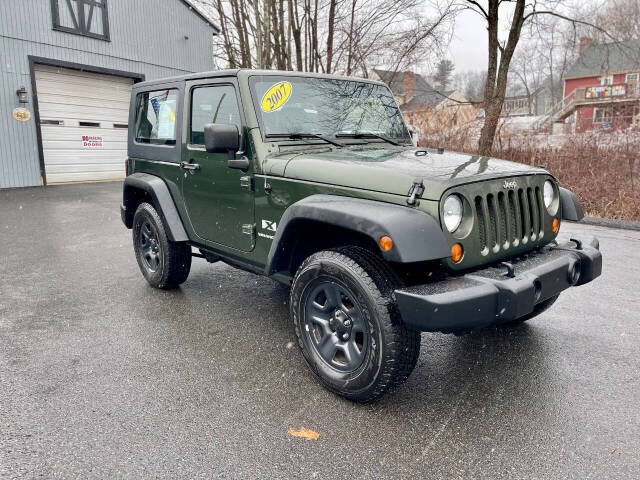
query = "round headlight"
xmin=543 ymin=180 xmax=556 ymax=213
xmin=443 ymin=195 xmax=463 ymax=233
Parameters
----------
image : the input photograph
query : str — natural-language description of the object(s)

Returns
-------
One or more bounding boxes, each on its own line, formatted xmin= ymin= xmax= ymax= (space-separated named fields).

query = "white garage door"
xmin=35 ymin=65 xmax=134 ymax=184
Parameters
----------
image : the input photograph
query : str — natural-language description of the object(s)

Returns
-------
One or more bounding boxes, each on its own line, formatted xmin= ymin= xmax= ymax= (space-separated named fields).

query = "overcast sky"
xmin=444 ymin=0 xmax=600 ymax=73
xmin=447 ymin=8 xmax=489 ymax=72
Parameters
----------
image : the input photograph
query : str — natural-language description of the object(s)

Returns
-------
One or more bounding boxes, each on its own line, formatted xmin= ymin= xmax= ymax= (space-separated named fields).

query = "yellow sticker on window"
xmin=261 ymin=81 xmax=292 ymax=112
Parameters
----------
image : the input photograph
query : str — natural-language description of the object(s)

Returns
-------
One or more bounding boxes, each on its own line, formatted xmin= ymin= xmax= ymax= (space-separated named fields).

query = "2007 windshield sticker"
xmin=261 ymin=82 xmax=292 ymax=112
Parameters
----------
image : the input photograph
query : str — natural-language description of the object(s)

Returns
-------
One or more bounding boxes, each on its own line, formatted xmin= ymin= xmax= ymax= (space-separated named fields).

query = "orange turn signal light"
xmin=379 ymin=235 xmax=393 ymax=251
xmin=451 ymin=243 xmax=463 ymax=263
xmin=552 ymin=218 xmax=559 ymax=233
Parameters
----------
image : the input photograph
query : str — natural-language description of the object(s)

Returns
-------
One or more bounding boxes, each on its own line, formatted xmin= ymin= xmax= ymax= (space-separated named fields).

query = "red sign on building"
xmin=82 ymin=135 xmax=103 ymax=148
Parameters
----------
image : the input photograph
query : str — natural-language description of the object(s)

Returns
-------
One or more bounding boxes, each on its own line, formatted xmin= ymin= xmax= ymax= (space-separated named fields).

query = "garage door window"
xmin=134 ymin=90 xmax=178 ymax=145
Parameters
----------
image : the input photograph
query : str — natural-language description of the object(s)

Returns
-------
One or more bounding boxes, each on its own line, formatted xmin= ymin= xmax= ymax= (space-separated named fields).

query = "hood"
xmin=263 ymin=146 xmax=547 ymax=200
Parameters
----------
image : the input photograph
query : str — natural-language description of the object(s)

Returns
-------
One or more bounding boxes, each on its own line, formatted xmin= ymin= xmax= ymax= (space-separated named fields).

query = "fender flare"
xmin=265 ymin=194 xmax=450 ymax=275
xmin=122 ymin=173 xmax=189 ymax=242
xmin=559 ymin=187 xmax=584 ymax=221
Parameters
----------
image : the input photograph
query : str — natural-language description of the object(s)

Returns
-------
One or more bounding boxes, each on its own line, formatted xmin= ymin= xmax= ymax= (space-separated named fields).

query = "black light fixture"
xmin=16 ymin=86 xmax=28 ymax=104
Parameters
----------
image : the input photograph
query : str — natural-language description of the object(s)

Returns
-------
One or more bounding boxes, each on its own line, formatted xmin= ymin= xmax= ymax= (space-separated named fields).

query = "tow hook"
xmin=406 ymin=178 xmax=425 ymax=206
xmin=501 ymin=261 xmax=516 ymax=278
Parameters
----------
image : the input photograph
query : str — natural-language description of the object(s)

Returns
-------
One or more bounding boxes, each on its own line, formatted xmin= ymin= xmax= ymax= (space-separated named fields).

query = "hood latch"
xmin=406 ymin=178 xmax=425 ymax=206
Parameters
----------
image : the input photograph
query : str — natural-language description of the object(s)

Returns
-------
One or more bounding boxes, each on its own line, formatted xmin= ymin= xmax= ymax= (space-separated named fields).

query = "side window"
xmin=134 ymin=89 xmax=178 ymax=145
xmin=190 ymin=85 xmax=241 ymax=145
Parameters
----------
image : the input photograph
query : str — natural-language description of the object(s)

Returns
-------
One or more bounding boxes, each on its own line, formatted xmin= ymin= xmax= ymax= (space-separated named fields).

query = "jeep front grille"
xmin=474 ymin=186 xmax=545 ymax=255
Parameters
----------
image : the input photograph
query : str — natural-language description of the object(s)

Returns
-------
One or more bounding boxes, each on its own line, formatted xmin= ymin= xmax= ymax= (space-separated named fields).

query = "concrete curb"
xmin=577 ymin=216 xmax=640 ymax=231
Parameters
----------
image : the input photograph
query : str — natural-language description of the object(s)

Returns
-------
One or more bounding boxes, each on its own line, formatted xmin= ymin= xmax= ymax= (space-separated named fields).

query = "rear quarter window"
xmin=134 ymin=89 xmax=179 ymax=145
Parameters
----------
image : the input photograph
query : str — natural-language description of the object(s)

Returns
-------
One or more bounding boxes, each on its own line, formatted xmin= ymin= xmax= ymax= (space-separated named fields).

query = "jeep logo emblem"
xmin=503 ymin=180 xmax=518 ymax=190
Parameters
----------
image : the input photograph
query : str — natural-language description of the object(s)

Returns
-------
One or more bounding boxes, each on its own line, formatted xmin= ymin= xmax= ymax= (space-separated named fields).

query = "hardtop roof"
xmin=132 ymin=69 xmax=388 ymax=90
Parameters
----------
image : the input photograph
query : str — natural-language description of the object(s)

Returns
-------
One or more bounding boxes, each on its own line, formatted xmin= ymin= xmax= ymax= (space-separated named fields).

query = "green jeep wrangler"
xmin=121 ymin=70 xmax=602 ymax=402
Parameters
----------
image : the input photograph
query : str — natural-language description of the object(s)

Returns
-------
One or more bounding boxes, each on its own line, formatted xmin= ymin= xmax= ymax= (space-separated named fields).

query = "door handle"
xmin=180 ymin=161 xmax=200 ymax=171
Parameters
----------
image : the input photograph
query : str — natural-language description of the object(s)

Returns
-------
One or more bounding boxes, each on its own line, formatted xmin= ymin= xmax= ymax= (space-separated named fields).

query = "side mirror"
xmin=204 ymin=123 xmax=240 ymax=154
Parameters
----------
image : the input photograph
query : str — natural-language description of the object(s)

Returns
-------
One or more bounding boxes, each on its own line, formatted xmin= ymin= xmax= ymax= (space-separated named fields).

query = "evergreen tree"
xmin=433 ymin=59 xmax=455 ymax=91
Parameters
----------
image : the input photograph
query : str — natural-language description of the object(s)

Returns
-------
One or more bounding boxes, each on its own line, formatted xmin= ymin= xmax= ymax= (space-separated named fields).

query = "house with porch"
xmin=539 ymin=39 xmax=640 ymax=133
xmin=501 ymin=77 xmax=555 ymax=117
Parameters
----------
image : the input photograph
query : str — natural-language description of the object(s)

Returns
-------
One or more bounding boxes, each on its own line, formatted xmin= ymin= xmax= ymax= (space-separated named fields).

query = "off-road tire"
xmin=290 ymin=246 xmax=421 ymax=403
xmin=132 ymin=202 xmax=191 ymax=289
xmin=502 ymin=294 xmax=560 ymax=326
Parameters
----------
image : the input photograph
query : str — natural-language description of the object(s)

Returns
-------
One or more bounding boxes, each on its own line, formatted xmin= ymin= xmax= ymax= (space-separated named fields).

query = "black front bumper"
xmin=395 ymin=237 xmax=602 ymax=333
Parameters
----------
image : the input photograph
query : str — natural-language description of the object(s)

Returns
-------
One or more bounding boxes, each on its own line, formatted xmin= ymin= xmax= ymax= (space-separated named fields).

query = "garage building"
xmin=1 ymin=0 xmax=218 ymax=188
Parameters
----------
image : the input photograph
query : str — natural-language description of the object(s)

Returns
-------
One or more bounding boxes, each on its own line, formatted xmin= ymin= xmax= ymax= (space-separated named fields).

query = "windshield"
xmin=249 ymin=75 xmax=411 ymax=143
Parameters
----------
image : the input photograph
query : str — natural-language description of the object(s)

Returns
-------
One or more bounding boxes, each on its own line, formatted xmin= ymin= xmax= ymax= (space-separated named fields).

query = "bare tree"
xmin=533 ymin=15 xmax=580 ymax=106
xmin=325 ymin=0 xmax=337 ymax=73
xmin=595 ymin=0 xmax=640 ymax=41
xmin=452 ymin=70 xmax=487 ymax=102
xmin=508 ymin=36 xmax=555 ymax=115
xmin=452 ymin=0 xmax=613 ymax=156
xmin=514 ymin=10 xmax=587 ymax=110
xmin=194 ymin=0 xmax=455 ymax=77
xmin=341 ymin=1 xmax=455 ymax=77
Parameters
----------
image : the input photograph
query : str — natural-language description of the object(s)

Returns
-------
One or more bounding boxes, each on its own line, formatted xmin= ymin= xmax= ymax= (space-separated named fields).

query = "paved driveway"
xmin=1 ymin=182 xmax=639 ymax=479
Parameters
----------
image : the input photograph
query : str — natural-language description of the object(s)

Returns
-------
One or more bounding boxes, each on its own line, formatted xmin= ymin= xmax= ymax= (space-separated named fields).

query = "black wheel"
xmin=502 ymin=294 xmax=560 ymax=326
xmin=291 ymin=247 xmax=421 ymax=403
xmin=132 ymin=202 xmax=191 ymax=289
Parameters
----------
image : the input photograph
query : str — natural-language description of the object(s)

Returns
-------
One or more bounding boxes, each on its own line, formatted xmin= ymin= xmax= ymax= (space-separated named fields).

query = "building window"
xmin=593 ymin=107 xmax=612 ymax=124
xmin=600 ymin=75 xmax=613 ymax=86
xmin=626 ymin=73 xmax=639 ymax=83
xmin=134 ymin=90 xmax=179 ymax=145
xmin=51 ymin=0 xmax=110 ymax=41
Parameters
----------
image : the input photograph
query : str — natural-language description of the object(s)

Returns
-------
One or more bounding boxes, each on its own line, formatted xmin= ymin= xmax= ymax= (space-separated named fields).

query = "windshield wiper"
xmin=266 ymin=133 xmax=344 ymax=148
xmin=335 ymin=132 xmax=402 ymax=146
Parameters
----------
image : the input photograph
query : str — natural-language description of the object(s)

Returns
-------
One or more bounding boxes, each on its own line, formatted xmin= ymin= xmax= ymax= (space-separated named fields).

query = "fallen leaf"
xmin=288 ymin=427 xmax=319 ymax=441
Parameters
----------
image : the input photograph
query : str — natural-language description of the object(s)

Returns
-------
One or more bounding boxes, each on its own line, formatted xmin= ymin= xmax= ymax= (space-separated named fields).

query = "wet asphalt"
xmin=1 ymin=181 xmax=639 ymax=479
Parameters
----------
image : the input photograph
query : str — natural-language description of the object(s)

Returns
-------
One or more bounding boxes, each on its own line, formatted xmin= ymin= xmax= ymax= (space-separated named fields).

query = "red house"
xmin=548 ymin=39 xmax=640 ymax=132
